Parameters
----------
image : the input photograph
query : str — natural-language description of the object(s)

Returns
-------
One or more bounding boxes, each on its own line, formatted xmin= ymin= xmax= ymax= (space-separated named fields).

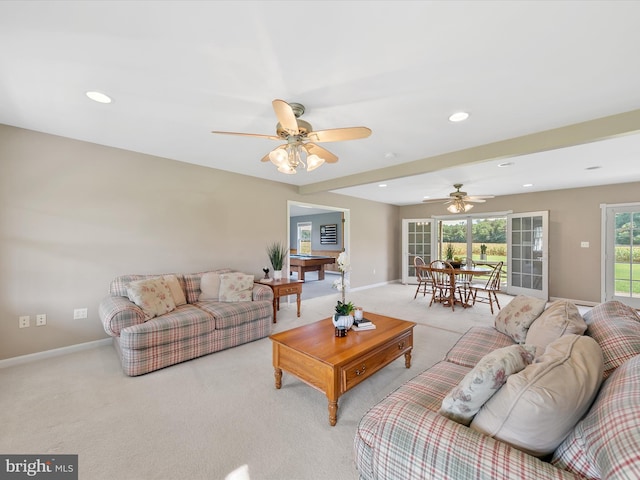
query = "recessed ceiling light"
xmin=86 ymin=91 xmax=112 ymax=104
xmin=585 ymin=166 xmax=602 ymax=170
xmin=497 ymin=162 xmax=514 ymax=168
xmin=378 ymin=184 xmax=387 ymax=188
xmin=448 ymin=111 xmax=469 ymax=122
xmin=423 ymin=196 xmax=430 ymax=199
xmin=523 ymin=183 xmax=534 ymax=188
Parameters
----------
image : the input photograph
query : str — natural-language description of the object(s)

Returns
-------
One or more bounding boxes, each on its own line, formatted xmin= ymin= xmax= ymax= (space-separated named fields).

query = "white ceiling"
xmin=2 ymin=0 xmax=640 ymax=208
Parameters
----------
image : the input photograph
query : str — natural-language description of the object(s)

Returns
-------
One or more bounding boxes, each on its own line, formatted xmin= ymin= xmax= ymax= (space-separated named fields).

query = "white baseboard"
xmin=0 ymin=338 xmax=112 ymax=369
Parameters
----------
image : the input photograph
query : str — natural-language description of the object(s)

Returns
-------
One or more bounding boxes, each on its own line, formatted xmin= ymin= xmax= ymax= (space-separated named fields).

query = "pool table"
xmin=289 ymin=255 xmax=336 ymax=282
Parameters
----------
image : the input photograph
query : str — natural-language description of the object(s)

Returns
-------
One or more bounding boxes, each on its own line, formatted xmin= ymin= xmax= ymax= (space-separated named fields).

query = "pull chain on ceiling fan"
xmin=212 ymin=99 xmax=371 ymax=174
xmin=422 ymin=184 xmax=495 ymax=213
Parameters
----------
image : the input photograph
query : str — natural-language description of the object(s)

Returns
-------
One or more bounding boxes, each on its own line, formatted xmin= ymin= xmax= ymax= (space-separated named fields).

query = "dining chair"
xmin=469 ymin=261 xmax=503 ymax=314
xmin=413 ymin=256 xmax=433 ymax=299
xmin=455 ymin=268 xmax=474 ymax=306
xmin=428 ymin=260 xmax=455 ymax=311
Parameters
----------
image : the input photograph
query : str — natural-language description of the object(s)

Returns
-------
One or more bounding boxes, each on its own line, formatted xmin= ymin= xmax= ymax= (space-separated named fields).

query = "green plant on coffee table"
xmin=266 ymin=241 xmax=287 ymax=270
xmin=335 ymin=301 xmax=355 ymax=316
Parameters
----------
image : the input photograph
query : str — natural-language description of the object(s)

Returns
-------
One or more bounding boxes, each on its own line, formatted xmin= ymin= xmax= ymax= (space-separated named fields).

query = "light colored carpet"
xmin=0 ymin=283 xmax=509 ymax=480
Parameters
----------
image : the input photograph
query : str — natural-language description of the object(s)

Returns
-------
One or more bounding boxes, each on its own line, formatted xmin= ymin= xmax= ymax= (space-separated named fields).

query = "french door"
xmin=401 ymin=219 xmax=434 ymax=284
xmin=603 ymin=203 xmax=640 ymax=308
xmin=506 ymin=211 xmax=549 ymax=300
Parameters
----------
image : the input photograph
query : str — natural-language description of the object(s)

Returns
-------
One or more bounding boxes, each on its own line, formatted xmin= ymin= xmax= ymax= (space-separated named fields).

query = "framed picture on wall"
xmin=320 ymin=224 xmax=337 ymax=244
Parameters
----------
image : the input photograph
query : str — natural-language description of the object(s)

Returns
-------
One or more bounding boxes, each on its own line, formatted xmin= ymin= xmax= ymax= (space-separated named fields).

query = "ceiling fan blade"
xmin=272 ymin=99 xmax=299 ymax=136
xmin=421 ymin=198 xmax=450 ymax=204
xmin=464 ymin=198 xmax=487 ymax=203
xmin=307 ymin=127 xmax=372 ymax=143
xmin=212 ymin=131 xmax=280 ymax=140
xmin=304 ymin=143 xmax=338 ymax=163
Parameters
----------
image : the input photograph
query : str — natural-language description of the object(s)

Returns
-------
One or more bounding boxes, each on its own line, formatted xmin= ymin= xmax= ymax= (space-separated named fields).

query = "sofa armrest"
xmin=99 ymin=295 xmax=145 ymax=337
xmin=252 ymin=283 xmax=274 ymax=302
xmin=368 ymin=402 xmax=580 ymax=480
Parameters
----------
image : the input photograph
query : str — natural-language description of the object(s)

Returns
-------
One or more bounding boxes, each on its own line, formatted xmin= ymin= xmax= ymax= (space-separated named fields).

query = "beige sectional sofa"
xmin=354 ymin=299 xmax=640 ymax=479
xmin=99 ymin=269 xmax=273 ymax=376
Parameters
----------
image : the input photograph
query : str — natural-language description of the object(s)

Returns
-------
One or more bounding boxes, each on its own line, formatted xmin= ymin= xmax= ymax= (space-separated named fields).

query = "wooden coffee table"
xmin=269 ymin=312 xmax=415 ymax=426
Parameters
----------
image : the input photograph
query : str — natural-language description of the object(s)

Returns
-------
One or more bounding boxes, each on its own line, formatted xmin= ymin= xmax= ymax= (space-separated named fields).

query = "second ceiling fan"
xmin=212 ymin=99 xmax=372 ymax=174
xmin=422 ymin=184 xmax=494 ymax=213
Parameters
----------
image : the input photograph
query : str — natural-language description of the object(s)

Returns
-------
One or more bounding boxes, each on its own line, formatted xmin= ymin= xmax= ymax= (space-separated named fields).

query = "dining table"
xmin=418 ymin=264 xmax=492 ymax=309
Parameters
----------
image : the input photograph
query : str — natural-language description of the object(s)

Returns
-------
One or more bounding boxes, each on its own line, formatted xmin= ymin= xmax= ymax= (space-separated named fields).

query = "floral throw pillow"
xmin=126 ymin=277 xmax=176 ymax=320
xmin=495 ymin=295 xmax=547 ymax=343
xmin=439 ymin=344 xmax=536 ymax=425
xmin=219 ymin=273 xmax=254 ymax=302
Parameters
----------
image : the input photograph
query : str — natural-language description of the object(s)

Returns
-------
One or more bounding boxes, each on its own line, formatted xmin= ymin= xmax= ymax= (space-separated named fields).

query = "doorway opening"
xmin=287 ymin=201 xmax=349 ymax=300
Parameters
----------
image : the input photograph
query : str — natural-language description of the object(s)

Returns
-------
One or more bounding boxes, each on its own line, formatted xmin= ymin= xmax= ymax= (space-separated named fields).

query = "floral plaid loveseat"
xmin=354 ymin=300 xmax=640 ymax=479
xmin=99 ymin=269 xmax=273 ymax=376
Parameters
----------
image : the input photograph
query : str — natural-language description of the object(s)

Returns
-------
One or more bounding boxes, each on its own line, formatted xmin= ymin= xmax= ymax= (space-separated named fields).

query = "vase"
xmin=333 ymin=314 xmax=354 ymax=331
xmin=273 ymin=270 xmax=283 ymax=280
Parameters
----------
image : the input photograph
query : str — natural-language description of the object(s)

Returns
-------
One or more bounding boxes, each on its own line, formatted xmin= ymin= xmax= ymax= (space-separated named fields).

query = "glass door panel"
xmin=604 ymin=206 xmax=640 ymax=308
xmin=402 ymin=219 xmax=433 ymax=284
xmin=507 ymin=211 xmax=548 ymax=299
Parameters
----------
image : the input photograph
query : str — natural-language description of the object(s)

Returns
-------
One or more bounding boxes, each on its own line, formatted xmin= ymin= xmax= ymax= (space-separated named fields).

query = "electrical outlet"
xmin=36 ymin=314 xmax=47 ymax=326
xmin=73 ymin=308 xmax=88 ymax=319
xmin=19 ymin=316 xmax=30 ymax=328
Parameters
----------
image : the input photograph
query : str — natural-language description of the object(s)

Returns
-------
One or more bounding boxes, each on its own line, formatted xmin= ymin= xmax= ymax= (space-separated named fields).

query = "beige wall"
xmin=0 ymin=125 xmax=399 ymax=360
xmin=399 ymin=182 xmax=640 ymax=304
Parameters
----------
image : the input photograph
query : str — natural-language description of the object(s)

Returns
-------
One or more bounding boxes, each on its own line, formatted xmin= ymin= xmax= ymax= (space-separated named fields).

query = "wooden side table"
xmin=256 ymin=279 xmax=303 ymax=323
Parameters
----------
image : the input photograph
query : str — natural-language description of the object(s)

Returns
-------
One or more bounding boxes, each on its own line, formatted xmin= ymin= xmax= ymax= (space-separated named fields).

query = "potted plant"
xmin=333 ymin=300 xmax=355 ymax=332
xmin=445 ymin=243 xmax=455 ymax=261
xmin=445 ymin=243 xmax=462 ymax=268
xmin=266 ymin=241 xmax=287 ymax=280
xmin=480 ymin=244 xmax=487 ymax=261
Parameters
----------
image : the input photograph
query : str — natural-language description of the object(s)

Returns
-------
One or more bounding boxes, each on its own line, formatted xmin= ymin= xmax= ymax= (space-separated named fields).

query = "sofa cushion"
xmin=551 ymin=355 xmax=640 ymax=479
xmin=494 ymin=295 xmax=547 ymax=343
xmin=470 ymin=335 xmax=604 ymax=457
xmin=198 ymin=272 xmax=222 ymax=301
xmin=119 ymin=304 xmax=216 ymax=350
xmin=444 ymin=326 xmax=515 ymax=368
xmin=219 ymin=273 xmax=254 ymax=302
xmin=197 ymin=299 xmax=273 ymax=330
xmin=126 ymin=277 xmax=176 ymax=320
xmin=526 ymin=300 xmax=587 ymax=356
xmin=163 ymin=274 xmax=187 ymax=306
xmin=439 ymin=344 xmax=536 ymax=426
xmin=584 ymin=300 xmax=640 ymax=379
xmin=183 ymin=269 xmax=233 ymax=303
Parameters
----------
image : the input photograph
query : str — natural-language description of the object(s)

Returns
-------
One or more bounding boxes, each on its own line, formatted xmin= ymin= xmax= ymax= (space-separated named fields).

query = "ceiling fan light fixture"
xmin=447 ymin=198 xmax=474 ymax=213
xmin=306 ymin=154 xmax=324 ymax=171
xmin=277 ymin=163 xmax=297 ymax=174
xmin=269 ymin=148 xmax=288 ymax=166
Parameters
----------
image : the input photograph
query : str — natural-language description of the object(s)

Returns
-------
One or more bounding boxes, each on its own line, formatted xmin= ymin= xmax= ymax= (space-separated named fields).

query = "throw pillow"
xmin=199 ymin=272 xmax=222 ymax=302
xmin=439 ymin=344 xmax=536 ymax=426
xmin=163 ymin=274 xmax=187 ymax=306
xmin=495 ymin=295 xmax=547 ymax=343
xmin=126 ymin=277 xmax=176 ymax=320
xmin=526 ymin=300 xmax=587 ymax=356
xmin=583 ymin=300 xmax=640 ymax=378
xmin=219 ymin=272 xmax=254 ymax=302
xmin=551 ymin=355 xmax=640 ymax=479
xmin=470 ymin=335 xmax=604 ymax=457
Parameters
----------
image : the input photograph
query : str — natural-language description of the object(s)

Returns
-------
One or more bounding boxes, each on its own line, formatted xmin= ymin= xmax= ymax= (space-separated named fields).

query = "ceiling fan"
xmin=211 ymin=99 xmax=371 ymax=174
xmin=422 ymin=184 xmax=495 ymax=213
